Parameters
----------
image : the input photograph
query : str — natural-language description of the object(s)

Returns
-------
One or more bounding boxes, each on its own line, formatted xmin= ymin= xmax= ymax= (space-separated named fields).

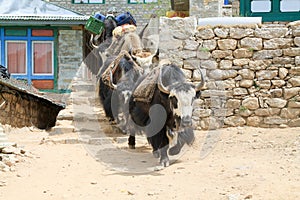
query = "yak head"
xmin=157 ymin=64 xmax=204 ymax=155
xmin=158 ymin=64 xmax=204 ymax=131
xmin=131 ymin=49 xmax=159 ymax=74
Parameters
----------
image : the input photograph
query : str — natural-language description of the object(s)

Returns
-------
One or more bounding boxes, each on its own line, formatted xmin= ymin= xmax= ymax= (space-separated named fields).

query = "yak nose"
xmin=181 ymin=116 xmax=192 ymax=127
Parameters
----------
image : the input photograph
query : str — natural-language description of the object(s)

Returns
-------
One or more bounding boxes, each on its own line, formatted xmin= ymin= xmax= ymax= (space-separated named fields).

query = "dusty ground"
xmin=0 ymin=125 xmax=299 ymax=200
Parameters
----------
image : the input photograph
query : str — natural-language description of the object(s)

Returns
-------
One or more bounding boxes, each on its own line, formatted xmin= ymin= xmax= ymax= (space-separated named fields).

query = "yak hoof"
xmin=152 ymin=150 xmax=160 ymax=158
xmin=160 ymin=157 xmax=170 ymax=167
xmin=168 ymin=145 xmax=181 ymax=156
xmin=128 ymin=144 xmax=135 ymax=149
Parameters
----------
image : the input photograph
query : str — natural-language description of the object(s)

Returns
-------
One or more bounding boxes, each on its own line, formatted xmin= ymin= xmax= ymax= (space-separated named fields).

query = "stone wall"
xmin=159 ymin=17 xmax=300 ymax=129
xmin=190 ymin=0 xmax=223 ymax=18
xmin=47 ymin=0 xmax=170 ymax=32
xmin=0 ymin=80 xmax=64 ymax=130
xmin=57 ymin=30 xmax=83 ymax=90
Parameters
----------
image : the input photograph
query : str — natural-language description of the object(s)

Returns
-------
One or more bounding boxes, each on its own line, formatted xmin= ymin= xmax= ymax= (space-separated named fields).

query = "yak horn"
xmin=195 ymin=67 xmax=205 ymax=92
xmin=157 ymin=66 xmax=170 ymax=94
xmin=89 ymin=34 xmax=100 ymax=49
xmin=110 ymin=70 xmax=117 ymax=89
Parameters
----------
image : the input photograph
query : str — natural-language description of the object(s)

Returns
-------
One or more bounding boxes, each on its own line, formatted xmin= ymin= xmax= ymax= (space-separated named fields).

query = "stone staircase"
xmin=46 ymin=72 xmax=139 ymax=146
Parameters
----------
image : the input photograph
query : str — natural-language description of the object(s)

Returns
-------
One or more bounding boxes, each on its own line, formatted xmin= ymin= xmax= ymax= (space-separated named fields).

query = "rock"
xmin=264 ymin=38 xmax=293 ymax=49
xmin=238 ymin=69 xmax=255 ymax=79
xmin=233 ymin=59 xmax=250 ymax=66
xmin=233 ymin=48 xmax=253 ymax=58
xmin=202 ymin=40 xmax=217 ymax=51
xmin=200 ymin=60 xmax=218 ymax=69
xmin=256 ymin=70 xmax=278 ymax=80
xmin=253 ymin=50 xmax=282 ymax=60
xmin=196 ymin=28 xmax=215 ymax=39
xmin=288 ymin=118 xmax=300 ymax=127
xmin=214 ymin=27 xmax=229 ymax=38
xmin=283 ymin=87 xmax=300 ymax=99
xmin=226 ymin=99 xmax=241 ymax=109
xmin=233 ymin=88 xmax=248 ymax=96
xmin=230 ymin=27 xmax=254 ymax=39
xmin=218 ymin=39 xmax=237 ymax=50
xmin=265 ymin=98 xmax=287 ymax=108
xmin=212 ymin=50 xmax=232 ymax=59
xmin=247 ymin=116 xmax=262 ymax=126
xmin=1 ymin=146 xmax=20 ymax=154
xmin=219 ymin=60 xmax=233 ymax=69
xmin=0 ymin=180 xmax=7 ymax=187
xmin=254 ymin=27 xmax=289 ymax=39
xmin=283 ymin=48 xmax=300 ymax=57
xmin=200 ymin=117 xmax=221 ymax=130
xmin=249 ymin=60 xmax=272 ymax=70
xmin=288 ymin=77 xmax=300 ymax=87
xmin=264 ymin=116 xmax=288 ymax=125
xmin=280 ymin=108 xmax=300 ymax=119
xmin=208 ymin=69 xmax=237 ymax=80
xmin=224 ymin=116 xmax=246 ymax=126
xmin=242 ymin=97 xmax=259 ymax=110
xmin=240 ymin=37 xmax=263 ymax=50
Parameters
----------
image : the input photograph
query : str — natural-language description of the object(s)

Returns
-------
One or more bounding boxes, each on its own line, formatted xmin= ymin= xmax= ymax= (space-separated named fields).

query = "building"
xmin=46 ymin=0 xmax=171 ymax=29
xmin=1 ymin=0 xmax=298 ymax=91
xmin=0 ymin=0 xmax=88 ymax=91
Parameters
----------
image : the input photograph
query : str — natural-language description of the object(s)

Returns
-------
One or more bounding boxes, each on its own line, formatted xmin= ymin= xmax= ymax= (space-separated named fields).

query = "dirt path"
xmin=0 ymin=126 xmax=299 ymax=200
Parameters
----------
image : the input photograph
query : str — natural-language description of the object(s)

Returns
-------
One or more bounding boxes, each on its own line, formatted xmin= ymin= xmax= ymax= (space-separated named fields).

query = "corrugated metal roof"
xmin=0 ymin=0 xmax=89 ymax=26
xmin=0 ymin=15 xmax=89 ymax=25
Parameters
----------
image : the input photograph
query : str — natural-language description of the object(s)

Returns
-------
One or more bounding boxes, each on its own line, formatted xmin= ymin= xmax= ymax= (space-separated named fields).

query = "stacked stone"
xmin=0 ymin=124 xmax=32 ymax=173
xmin=0 ymin=80 xmax=64 ymax=129
xmin=159 ymin=17 xmax=300 ymax=129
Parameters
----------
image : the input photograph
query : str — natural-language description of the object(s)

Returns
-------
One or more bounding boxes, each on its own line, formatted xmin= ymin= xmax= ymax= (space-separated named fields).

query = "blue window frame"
xmin=0 ymin=28 xmax=55 ymax=85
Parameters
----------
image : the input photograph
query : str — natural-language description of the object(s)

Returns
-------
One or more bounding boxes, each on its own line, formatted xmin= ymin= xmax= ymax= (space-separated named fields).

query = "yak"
xmin=97 ymin=51 xmax=141 ymax=121
xmin=128 ymin=61 xmax=204 ymax=167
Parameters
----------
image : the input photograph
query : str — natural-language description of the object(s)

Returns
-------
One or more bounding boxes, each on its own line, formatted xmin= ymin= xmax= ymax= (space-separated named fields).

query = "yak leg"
xmin=168 ymin=136 xmax=185 ymax=156
xmin=128 ymin=134 xmax=136 ymax=149
xmin=147 ymin=128 xmax=170 ymax=167
xmin=159 ymin=144 xmax=169 ymax=167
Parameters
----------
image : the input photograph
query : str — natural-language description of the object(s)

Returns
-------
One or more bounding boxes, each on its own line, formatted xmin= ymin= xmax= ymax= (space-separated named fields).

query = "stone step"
xmin=48 ymin=126 xmax=75 ymax=135
xmin=71 ymin=82 xmax=95 ymax=92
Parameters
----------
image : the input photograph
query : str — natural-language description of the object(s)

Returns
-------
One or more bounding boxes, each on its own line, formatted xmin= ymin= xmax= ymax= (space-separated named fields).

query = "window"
xmin=32 ymin=41 xmax=53 ymax=75
xmin=32 ymin=29 xmax=54 ymax=37
xmin=128 ymin=0 xmax=157 ymax=4
xmin=6 ymin=41 xmax=27 ymax=74
xmin=251 ymin=0 xmax=271 ymax=12
xmin=72 ymin=0 xmax=104 ymax=3
xmin=240 ymin=0 xmax=300 ymax=22
xmin=0 ymin=28 xmax=56 ymax=90
xmin=280 ymin=0 xmax=300 ymax=12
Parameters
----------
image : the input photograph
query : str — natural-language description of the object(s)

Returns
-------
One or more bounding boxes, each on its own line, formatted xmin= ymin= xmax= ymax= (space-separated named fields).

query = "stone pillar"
xmin=190 ymin=0 xmax=223 ymax=19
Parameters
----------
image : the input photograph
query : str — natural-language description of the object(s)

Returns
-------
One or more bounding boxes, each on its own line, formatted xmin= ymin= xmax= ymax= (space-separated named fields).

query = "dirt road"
xmin=1 ymin=125 xmax=299 ymax=200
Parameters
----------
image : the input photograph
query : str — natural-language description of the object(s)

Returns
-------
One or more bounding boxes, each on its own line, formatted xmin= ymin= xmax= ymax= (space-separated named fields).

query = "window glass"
xmin=280 ymin=0 xmax=300 ymax=12
xmin=145 ymin=0 xmax=157 ymax=2
xmin=128 ymin=0 xmax=157 ymax=3
xmin=5 ymin=29 xmax=27 ymax=36
xmin=251 ymin=0 xmax=271 ymax=12
xmin=6 ymin=41 xmax=27 ymax=74
xmin=89 ymin=0 xmax=103 ymax=3
xmin=73 ymin=0 xmax=103 ymax=3
xmin=32 ymin=29 xmax=54 ymax=37
xmin=32 ymin=42 xmax=53 ymax=74
xmin=74 ymin=0 xmax=88 ymax=3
